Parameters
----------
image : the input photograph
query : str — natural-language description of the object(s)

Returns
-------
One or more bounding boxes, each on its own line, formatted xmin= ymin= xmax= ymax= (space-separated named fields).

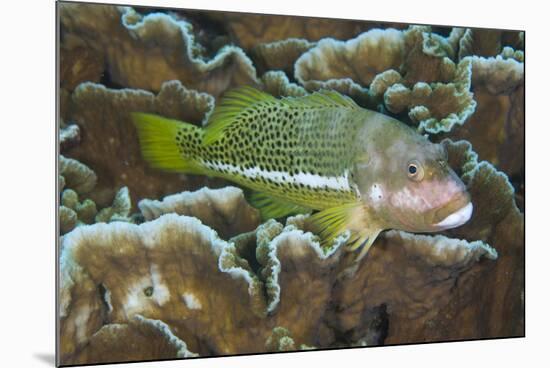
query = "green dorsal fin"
xmin=203 ymin=87 xmax=359 ymax=145
xmin=203 ymin=86 xmax=277 ymax=145
xmin=307 ymin=202 xmax=359 ymax=246
xmin=281 ymin=89 xmax=359 ymax=110
xmin=247 ymin=191 xmax=311 ymax=220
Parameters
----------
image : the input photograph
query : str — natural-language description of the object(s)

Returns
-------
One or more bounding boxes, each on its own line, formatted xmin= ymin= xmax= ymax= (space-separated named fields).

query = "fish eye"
xmin=407 ymin=160 xmax=424 ymax=181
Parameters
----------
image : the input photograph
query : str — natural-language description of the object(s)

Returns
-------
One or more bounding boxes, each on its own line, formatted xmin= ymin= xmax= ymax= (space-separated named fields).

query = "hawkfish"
xmin=132 ymin=87 xmax=473 ymax=261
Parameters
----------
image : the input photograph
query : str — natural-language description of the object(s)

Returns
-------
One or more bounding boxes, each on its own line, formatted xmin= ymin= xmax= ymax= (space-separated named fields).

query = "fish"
xmin=131 ymin=87 xmax=473 ymax=261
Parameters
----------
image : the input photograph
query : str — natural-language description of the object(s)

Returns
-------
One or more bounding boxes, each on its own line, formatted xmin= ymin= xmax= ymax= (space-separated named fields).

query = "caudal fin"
xmin=131 ymin=112 xmax=206 ymax=175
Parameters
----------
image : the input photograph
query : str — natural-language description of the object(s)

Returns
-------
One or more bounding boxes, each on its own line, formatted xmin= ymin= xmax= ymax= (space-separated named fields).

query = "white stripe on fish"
xmin=203 ymin=161 xmax=352 ymax=191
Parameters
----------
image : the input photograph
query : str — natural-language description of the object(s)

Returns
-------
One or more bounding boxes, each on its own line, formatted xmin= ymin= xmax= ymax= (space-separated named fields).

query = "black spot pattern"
xmin=177 ymin=101 xmax=364 ymax=209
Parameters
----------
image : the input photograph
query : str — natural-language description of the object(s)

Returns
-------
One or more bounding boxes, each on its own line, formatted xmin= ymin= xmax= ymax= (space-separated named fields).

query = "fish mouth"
xmin=434 ymin=202 xmax=473 ymax=229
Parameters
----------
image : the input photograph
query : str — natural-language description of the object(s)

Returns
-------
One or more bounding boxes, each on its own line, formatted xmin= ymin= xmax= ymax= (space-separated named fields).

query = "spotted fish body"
xmin=133 ymin=87 xmax=473 ymax=261
xmin=176 ymin=92 xmax=365 ymax=210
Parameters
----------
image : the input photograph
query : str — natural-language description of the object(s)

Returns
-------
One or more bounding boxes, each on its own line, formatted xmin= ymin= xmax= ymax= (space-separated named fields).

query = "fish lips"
xmin=432 ymin=194 xmax=473 ymax=230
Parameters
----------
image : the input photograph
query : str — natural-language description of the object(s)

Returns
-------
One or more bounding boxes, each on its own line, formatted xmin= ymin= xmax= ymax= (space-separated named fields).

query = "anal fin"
xmin=247 ymin=191 xmax=311 ymax=220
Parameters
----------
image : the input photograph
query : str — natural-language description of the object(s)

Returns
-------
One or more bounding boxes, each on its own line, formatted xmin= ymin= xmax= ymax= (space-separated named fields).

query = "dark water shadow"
xmin=33 ymin=353 xmax=55 ymax=366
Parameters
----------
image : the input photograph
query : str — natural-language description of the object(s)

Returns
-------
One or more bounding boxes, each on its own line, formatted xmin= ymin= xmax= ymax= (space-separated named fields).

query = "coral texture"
xmin=204 ymin=12 xmax=397 ymax=50
xmin=59 ymin=4 xmax=258 ymax=97
xmin=59 ymin=155 xmax=136 ymax=234
xmin=448 ymin=55 xmax=524 ymax=200
xmin=58 ymin=3 xmax=524 ymax=365
xmin=62 ymin=80 xmax=220 ymax=210
xmin=138 ymin=187 xmax=261 ymax=238
xmin=60 ymin=205 xmax=498 ymax=364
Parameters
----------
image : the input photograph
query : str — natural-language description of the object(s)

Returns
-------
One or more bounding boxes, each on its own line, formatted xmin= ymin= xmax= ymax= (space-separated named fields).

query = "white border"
xmin=2 ymin=1 xmax=546 ymax=368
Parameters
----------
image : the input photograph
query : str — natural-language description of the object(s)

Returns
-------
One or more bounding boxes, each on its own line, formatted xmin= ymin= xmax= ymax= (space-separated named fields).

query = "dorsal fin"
xmin=281 ymin=89 xmax=359 ymax=110
xmin=203 ymin=86 xmax=277 ymax=145
xmin=203 ymin=87 xmax=359 ymax=145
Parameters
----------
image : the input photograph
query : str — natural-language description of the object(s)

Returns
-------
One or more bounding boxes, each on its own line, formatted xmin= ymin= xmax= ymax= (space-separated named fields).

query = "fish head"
xmin=353 ymin=123 xmax=472 ymax=233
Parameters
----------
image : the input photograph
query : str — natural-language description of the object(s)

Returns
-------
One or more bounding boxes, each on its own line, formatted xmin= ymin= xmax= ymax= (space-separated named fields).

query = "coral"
xmin=59 ymin=155 xmax=97 ymax=195
xmin=62 ymin=189 xmax=98 ymax=225
xmin=265 ymin=327 xmax=297 ymax=352
xmin=328 ymin=230 xmax=499 ymax=344
xmin=205 ymin=12 xmax=391 ymax=50
xmin=59 ymin=175 xmax=65 ymax=193
xmin=252 ymin=38 xmax=315 ymax=77
xmin=59 ymin=43 xmax=104 ymax=91
xmin=59 ymin=206 xmax=78 ymax=235
xmin=95 ymin=187 xmax=132 ymax=223
xmin=295 ymin=28 xmax=405 ymax=105
xmin=447 ymin=53 xmax=524 ymax=191
xmin=59 ymin=185 xmax=135 ymax=235
xmin=500 ymin=46 xmax=524 ymax=62
xmin=259 ymin=71 xmax=308 ymax=98
xmin=68 ymin=315 xmax=198 ymax=365
xmin=59 ymin=122 xmax=81 ymax=152
xmin=60 ymin=214 xmax=267 ymax=364
xmin=59 ymin=162 xmax=515 ymax=364
xmin=457 ymin=28 xmax=525 ymax=60
xmin=59 ymin=4 xmax=258 ymax=97
xmin=294 ymin=26 xmax=477 ymax=133
xmin=383 ymin=58 xmax=476 ymax=133
xmin=59 ymin=156 xmax=99 ymax=234
xmin=468 ymin=55 xmax=524 ymax=95
xmin=368 ymin=69 xmax=403 ymax=98
xmin=62 ymin=80 xmax=222 ymax=209
xmin=59 ymin=156 xmax=137 ymax=234
xmin=442 ymin=139 xmax=520 ymax=240
xmin=138 ymin=187 xmax=260 ymax=239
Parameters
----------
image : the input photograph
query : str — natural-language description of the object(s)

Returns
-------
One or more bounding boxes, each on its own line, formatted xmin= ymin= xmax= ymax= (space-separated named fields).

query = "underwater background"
xmin=58 ymin=2 xmax=524 ymax=365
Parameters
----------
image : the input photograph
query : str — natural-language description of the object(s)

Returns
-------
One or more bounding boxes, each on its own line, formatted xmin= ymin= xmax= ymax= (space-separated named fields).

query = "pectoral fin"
xmin=347 ymin=229 xmax=382 ymax=262
xmin=309 ymin=202 xmax=383 ymax=261
xmin=307 ymin=202 xmax=360 ymax=247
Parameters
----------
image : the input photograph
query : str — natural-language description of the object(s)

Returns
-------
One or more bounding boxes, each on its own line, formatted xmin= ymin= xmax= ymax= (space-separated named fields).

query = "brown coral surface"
xmin=58 ymin=3 xmax=524 ymax=365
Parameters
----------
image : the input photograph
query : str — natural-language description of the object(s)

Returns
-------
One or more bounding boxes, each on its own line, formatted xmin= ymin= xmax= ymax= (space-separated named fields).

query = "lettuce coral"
xmin=138 ymin=187 xmax=260 ymax=238
xmin=253 ymin=38 xmax=315 ymax=77
xmin=205 ymin=11 xmax=385 ymax=50
xmin=293 ymin=26 xmax=477 ymax=133
xmin=447 ymin=53 xmax=524 ymax=197
xmin=59 ymin=156 xmax=137 ymax=234
xmin=457 ymin=28 xmax=524 ymax=60
xmin=63 ymin=80 xmax=218 ymax=209
xmin=59 ymin=155 xmax=98 ymax=234
xmin=259 ymin=71 xmax=308 ymax=98
xmin=59 ymin=155 xmax=97 ymax=195
xmin=295 ymin=28 xmax=405 ymax=92
xmin=95 ymin=186 xmax=132 ymax=223
xmin=59 ymin=3 xmax=258 ymax=97
xmin=59 ymin=122 xmax=80 ymax=151
xmin=383 ymin=58 xmax=476 ymax=133
xmin=59 ymin=178 xmax=506 ymax=364
xmin=69 ymin=315 xmax=197 ymax=365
